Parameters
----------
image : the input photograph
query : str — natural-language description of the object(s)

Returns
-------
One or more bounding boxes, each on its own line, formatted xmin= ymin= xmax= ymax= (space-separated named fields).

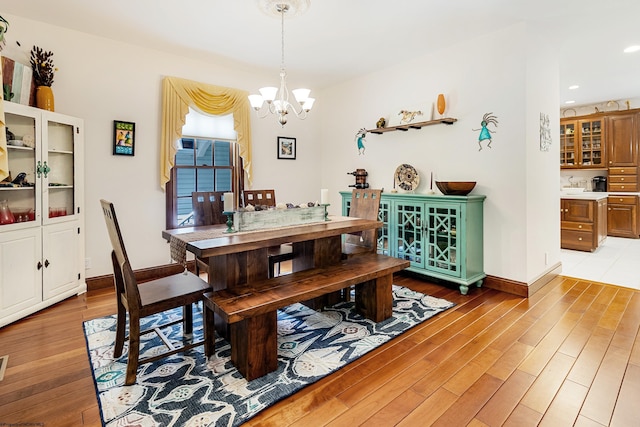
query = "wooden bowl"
xmin=435 ymin=181 xmax=476 ymax=196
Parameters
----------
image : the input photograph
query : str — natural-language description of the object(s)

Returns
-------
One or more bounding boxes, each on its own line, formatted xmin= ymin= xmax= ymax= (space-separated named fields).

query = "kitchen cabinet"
xmin=560 ymin=118 xmax=605 ymax=169
xmin=341 ymin=191 xmax=485 ymax=295
xmin=0 ymin=101 xmax=85 ymax=328
xmin=561 ymin=198 xmax=607 ymax=251
xmin=607 ymin=112 xmax=639 ymax=192
xmin=607 ymin=195 xmax=639 ymax=238
xmin=607 ymin=113 xmax=638 ymax=167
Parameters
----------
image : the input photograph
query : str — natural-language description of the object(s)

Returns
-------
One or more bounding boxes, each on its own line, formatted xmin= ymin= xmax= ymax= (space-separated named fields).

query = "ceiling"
xmin=1 ymin=0 xmax=639 ymax=108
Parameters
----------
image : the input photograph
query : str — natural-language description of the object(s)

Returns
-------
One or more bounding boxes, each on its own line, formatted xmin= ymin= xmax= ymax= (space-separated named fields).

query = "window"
xmin=166 ymin=111 xmax=242 ymax=229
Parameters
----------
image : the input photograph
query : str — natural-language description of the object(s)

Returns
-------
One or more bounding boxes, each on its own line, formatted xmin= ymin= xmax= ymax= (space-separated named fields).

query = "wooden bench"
xmin=203 ymin=253 xmax=410 ymax=380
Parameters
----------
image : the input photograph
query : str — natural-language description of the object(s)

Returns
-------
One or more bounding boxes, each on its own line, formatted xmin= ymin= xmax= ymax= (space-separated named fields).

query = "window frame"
xmin=165 ymin=136 xmax=243 ymax=229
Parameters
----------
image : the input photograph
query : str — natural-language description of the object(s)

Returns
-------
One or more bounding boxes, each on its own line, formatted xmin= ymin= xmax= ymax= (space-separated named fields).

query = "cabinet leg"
xmin=476 ymin=279 xmax=483 ymax=288
xmin=459 ymin=284 xmax=469 ymax=295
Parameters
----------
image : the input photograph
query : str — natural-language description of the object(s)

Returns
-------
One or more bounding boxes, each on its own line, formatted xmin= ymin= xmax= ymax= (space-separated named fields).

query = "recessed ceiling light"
xmin=565 ymin=100 xmax=576 ymax=104
xmin=624 ymin=45 xmax=640 ymax=53
xmin=568 ymin=85 xmax=580 ymax=90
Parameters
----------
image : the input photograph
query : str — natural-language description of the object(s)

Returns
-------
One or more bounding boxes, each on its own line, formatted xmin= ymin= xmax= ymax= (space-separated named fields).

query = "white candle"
xmin=223 ymin=192 xmax=234 ymax=212
xmin=320 ymin=189 xmax=329 ymax=205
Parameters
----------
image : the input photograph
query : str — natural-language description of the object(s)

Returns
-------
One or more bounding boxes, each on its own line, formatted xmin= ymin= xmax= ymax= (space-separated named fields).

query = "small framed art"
xmin=277 ymin=136 xmax=296 ymax=160
xmin=113 ymin=120 xmax=135 ymax=156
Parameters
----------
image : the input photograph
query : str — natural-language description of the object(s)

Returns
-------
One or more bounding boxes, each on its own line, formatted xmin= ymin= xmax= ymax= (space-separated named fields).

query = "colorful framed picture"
xmin=113 ymin=120 xmax=135 ymax=156
xmin=277 ymin=136 xmax=296 ymax=160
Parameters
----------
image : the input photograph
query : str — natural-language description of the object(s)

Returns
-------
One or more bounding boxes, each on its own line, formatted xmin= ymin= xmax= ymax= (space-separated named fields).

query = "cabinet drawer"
xmin=561 ymin=229 xmax=595 ymax=251
xmin=561 ymin=221 xmax=593 ymax=232
xmin=608 ymin=195 xmax=637 ymax=205
xmin=608 ymin=175 xmax=638 ymax=184
xmin=609 ymin=183 xmax=639 ymax=192
xmin=609 ymin=167 xmax=638 ymax=175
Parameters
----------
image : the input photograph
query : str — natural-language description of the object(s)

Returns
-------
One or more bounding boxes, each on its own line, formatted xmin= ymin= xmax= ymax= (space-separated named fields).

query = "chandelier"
xmin=248 ymin=0 xmax=315 ymax=126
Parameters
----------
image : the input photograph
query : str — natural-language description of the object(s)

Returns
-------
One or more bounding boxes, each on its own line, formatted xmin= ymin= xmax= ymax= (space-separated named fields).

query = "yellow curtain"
xmin=160 ymin=76 xmax=252 ymax=190
xmin=0 ymin=55 xmax=8 ymax=182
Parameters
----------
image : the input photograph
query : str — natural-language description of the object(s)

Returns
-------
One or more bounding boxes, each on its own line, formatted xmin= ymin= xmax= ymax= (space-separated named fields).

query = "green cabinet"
xmin=341 ymin=191 xmax=485 ymax=294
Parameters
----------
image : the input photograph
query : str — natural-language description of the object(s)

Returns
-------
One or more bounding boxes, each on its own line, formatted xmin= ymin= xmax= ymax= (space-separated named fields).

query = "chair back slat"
xmin=192 ymin=191 xmax=227 ymax=226
xmin=346 ymin=189 xmax=382 ymax=248
xmin=100 ymin=199 xmax=142 ymax=309
xmin=242 ymin=189 xmax=276 ymax=207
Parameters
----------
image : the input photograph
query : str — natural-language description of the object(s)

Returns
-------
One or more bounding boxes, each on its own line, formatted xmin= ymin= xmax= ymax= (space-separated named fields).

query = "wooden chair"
xmin=343 ymin=189 xmax=383 ymax=257
xmin=100 ymin=199 xmax=210 ymax=385
xmin=242 ymin=189 xmax=276 ymax=207
xmin=191 ymin=191 xmax=227 ymax=274
xmin=192 ymin=191 xmax=226 ymax=226
xmin=242 ymin=189 xmax=293 ymax=277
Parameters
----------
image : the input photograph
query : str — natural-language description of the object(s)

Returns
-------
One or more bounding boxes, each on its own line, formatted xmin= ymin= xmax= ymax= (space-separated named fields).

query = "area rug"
xmin=84 ymin=285 xmax=454 ymax=426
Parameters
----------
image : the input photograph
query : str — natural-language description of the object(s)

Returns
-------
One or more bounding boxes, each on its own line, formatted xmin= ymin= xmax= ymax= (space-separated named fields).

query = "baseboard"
xmin=86 ymin=261 xmax=196 ymax=292
xmin=483 ymin=275 xmax=529 ymax=297
xmin=484 ymin=262 xmax=561 ymax=298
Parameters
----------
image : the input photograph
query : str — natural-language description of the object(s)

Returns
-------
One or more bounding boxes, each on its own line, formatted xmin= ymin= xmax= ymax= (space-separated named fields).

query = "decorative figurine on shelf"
xmin=355 ymin=127 xmax=367 ymax=155
xmin=376 ymin=117 xmax=386 ymax=129
xmin=472 ymin=112 xmax=498 ymax=151
xmin=399 ymin=110 xmax=423 ymax=124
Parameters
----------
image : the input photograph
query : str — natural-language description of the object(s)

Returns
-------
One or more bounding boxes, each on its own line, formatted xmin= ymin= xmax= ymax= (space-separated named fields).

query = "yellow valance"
xmin=160 ymin=76 xmax=252 ymax=190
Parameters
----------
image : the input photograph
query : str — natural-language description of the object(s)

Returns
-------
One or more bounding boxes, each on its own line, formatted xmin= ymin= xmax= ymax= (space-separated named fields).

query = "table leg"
xmin=293 ymin=236 xmax=343 ymax=309
xmin=207 ymin=248 xmax=269 ymax=338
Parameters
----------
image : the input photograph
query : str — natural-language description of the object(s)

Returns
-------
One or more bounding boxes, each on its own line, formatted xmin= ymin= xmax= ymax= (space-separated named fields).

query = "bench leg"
xmin=355 ymin=274 xmax=393 ymax=322
xmin=231 ymin=311 xmax=278 ymax=381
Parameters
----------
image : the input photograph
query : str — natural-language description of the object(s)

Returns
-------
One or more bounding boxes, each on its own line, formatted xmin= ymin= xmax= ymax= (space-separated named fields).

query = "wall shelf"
xmin=367 ymin=117 xmax=457 ymax=134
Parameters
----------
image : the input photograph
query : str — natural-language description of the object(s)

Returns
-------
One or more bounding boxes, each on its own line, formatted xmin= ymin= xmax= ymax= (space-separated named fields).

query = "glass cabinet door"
xmin=578 ymin=118 xmax=603 ymax=168
xmin=560 ymin=121 xmax=576 ymax=167
xmin=394 ymin=201 xmax=424 ymax=268
xmin=41 ymin=112 xmax=80 ymax=224
xmin=426 ymin=204 xmax=461 ymax=277
xmin=1 ymin=111 xmax=39 ymax=227
xmin=377 ymin=199 xmax=390 ymax=255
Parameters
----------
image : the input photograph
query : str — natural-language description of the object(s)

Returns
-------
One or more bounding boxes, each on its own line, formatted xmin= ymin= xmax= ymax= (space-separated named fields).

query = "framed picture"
xmin=113 ymin=120 xmax=135 ymax=156
xmin=277 ymin=136 xmax=296 ymax=160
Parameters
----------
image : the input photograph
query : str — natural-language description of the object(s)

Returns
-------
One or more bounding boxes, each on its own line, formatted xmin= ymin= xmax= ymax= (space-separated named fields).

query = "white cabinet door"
xmin=0 ymin=228 xmax=42 ymax=323
xmin=42 ymin=221 xmax=79 ymax=300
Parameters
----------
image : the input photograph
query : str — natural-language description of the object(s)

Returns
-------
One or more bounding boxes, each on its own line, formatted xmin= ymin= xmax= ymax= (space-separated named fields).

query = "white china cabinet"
xmin=0 ymin=101 xmax=85 ymax=327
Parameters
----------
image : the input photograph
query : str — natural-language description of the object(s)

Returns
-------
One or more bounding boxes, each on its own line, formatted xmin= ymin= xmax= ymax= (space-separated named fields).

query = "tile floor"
xmin=560 ymin=236 xmax=640 ymax=290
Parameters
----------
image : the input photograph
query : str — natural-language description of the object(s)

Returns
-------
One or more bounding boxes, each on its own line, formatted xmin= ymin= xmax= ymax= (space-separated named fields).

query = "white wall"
xmin=3 ymin=15 xmax=561 ymax=287
xmin=319 ymin=23 xmax=560 ymax=284
xmin=2 ymin=14 xmax=322 ymax=278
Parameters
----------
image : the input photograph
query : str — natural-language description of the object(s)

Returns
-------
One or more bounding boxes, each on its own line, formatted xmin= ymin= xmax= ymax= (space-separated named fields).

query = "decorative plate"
xmin=394 ymin=164 xmax=420 ymax=192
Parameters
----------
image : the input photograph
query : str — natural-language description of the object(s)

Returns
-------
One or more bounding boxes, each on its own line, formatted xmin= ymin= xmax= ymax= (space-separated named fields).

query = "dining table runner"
xmin=168 ymin=216 xmax=350 ymax=267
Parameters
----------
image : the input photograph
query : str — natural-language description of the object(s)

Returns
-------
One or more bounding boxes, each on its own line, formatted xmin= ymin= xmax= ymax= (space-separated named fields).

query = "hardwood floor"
xmin=1 ymin=273 xmax=639 ymax=426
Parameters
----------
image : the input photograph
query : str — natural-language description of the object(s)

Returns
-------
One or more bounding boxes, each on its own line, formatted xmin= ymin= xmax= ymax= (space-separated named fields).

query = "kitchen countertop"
xmin=560 ymin=191 xmax=640 ymax=201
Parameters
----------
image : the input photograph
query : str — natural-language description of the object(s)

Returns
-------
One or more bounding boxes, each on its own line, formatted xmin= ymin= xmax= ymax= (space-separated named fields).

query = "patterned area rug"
xmin=84 ymin=285 xmax=454 ymax=426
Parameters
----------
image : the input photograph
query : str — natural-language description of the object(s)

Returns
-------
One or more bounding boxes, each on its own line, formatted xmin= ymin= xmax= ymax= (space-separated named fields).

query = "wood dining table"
xmin=162 ymin=216 xmax=383 ymax=332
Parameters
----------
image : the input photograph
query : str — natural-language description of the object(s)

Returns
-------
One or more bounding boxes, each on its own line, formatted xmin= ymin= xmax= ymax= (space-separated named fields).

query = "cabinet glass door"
xmin=42 ymin=113 xmax=79 ymax=224
xmin=426 ymin=204 xmax=461 ymax=277
xmin=578 ymin=119 xmax=603 ymax=167
xmin=394 ymin=202 xmax=424 ymax=268
xmin=1 ymin=112 xmax=39 ymax=227
xmin=377 ymin=199 xmax=390 ymax=255
xmin=560 ymin=121 xmax=576 ymax=167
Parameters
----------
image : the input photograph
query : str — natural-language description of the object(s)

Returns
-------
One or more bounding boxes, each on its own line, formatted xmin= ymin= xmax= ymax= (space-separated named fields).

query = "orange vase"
xmin=437 ymin=94 xmax=446 ymax=116
xmin=36 ymin=86 xmax=55 ymax=112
